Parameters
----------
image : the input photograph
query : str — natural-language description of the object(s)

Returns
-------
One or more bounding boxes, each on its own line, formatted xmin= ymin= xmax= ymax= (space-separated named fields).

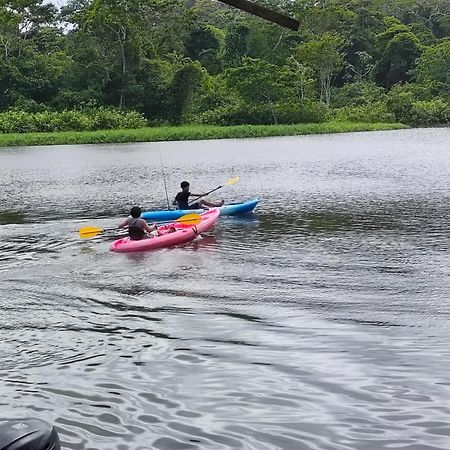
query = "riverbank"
xmin=0 ymin=122 xmax=407 ymax=147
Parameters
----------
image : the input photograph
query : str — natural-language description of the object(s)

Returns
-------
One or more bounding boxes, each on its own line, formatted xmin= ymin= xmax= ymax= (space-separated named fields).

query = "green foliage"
xmin=296 ymin=33 xmax=344 ymax=105
xmin=244 ymin=18 xmax=300 ymax=65
xmin=0 ymin=0 xmax=448 ymax=130
xmin=374 ymin=31 xmax=421 ymax=87
xmin=281 ymin=57 xmax=317 ymax=100
xmin=299 ymin=2 xmax=357 ymax=39
xmin=169 ymin=60 xmax=208 ymax=123
xmin=222 ymin=24 xmax=250 ymax=68
xmin=194 ymin=76 xmax=232 ymax=115
xmin=223 ymin=57 xmax=286 ymax=105
xmin=332 ymin=82 xmax=386 ymax=108
xmin=86 ymin=108 xmax=148 ymax=130
xmin=184 ymin=25 xmax=223 ymax=74
xmin=0 ymin=108 xmax=147 ymax=133
xmin=0 ymin=122 xmax=408 ymax=148
xmin=196 ymin=100 xmax=329 ymax=126
xmin=132 ymin=58 xmax=173 ymax=122
xmin=333 ymin=103 xmax=396 ymax=123
xmin=409 ymin=99 xmax=450 ymax=125
xmin=385 ymin=83 xmax=417 ymax=122
xmin=414 ymin=39 xmax=450 ymax=96
xmin=385 ymin=83 xmax=449 ymax=124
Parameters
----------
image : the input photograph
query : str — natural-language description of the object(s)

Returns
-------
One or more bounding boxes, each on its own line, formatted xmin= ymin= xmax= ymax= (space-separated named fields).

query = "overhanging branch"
xmin=217 ymin=0 xmax=299 ymax=31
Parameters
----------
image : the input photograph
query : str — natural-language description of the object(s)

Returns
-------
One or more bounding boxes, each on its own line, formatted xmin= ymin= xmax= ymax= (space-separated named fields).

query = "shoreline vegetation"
xmin=0 ymin=122 xmax=408 ymax=147
xmin=0 ymin=0 xmax=448 ymax=144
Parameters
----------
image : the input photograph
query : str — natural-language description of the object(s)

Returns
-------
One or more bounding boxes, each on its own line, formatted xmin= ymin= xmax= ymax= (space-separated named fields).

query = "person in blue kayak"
xmin=173 ymin=181 xmax=224 ymax=210
xmin=118 ymin=206 xmax=158 ymax=240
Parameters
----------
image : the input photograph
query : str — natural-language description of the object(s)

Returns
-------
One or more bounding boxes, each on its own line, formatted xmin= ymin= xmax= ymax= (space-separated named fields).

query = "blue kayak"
xmin=141 ymin=198 xmax=259 ymax=221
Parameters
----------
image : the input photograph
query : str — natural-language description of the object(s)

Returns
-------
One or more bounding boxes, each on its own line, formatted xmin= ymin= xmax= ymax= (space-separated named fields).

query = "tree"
xmin=0 ymin=7 xmax=20 ymax=60
xmin=296 ymin=33 xmax=344 ymax=105
xmin=414 ymin=39 xmax=450 ymax=91
xmin=282 ymin=56 xmax=316 ymax=100
xmin=297 ymin=2 xmax=356 ymax=39
xmin=384 ymin=0 xmax=450 ymax=38
xmin=223 ymin=57 xmax=285 ymax=122
xmin=81 ymin=0 xmax=136 ymax=109
xmin=169 ymin=60 xmax=206 ymax=122
xmin=374 ymin=31 xmax=421 ymax=87
xmin=133 ymin=58 xmax=173 ymax=121
xmin=222 ymin=24 xmax=249 ymax=67
xmin=184 ymin=24 xmax=223 ymax=74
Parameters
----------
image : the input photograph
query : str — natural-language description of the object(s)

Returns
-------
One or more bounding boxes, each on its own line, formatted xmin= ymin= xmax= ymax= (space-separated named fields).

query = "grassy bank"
xmin=0 ymin=122 xmax=408 ymax=147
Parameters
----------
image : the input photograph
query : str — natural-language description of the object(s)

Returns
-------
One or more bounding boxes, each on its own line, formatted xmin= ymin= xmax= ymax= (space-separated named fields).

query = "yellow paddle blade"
xmin=225 ymin=176 xmax=239 ymax=186
xmin=78 ymin=213 xmax=201 ymax=239
xmin=78 ymin=225 xmax=104 ymax=238
xmin=175 ymin=213 xmax=201 ymax=225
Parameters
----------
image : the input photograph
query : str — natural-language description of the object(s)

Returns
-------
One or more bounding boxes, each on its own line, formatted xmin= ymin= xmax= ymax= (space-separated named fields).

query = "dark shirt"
xmin=175 ymin=191 xmax=190 ymax=210
xmin=128 ymin=218 xmax=145 ymax=240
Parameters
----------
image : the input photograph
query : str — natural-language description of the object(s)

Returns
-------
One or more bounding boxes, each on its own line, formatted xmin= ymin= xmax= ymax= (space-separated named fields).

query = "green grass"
xmin=0 ymin=122 xmax=408 ymax=147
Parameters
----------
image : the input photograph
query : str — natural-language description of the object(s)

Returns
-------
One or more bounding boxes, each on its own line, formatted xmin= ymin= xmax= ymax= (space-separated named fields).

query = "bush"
xmin=275 ymin=102 xmax=329 ymax=124
xmin=385 ymin=83 xmax=450 ymax=125
xmin=385 ymin=85 xmax=415 ymax=123
xmin=409 ymin=99 xmax=450 ymax=126
xmin=195 ymin=101 xmax=329 ymax=125
xmin=0 ymin=108 xmax=148 ymax=133
xmin=332 ymin=82 xmax=387 ymax=108
xmin=332 ymin=102 xmax=396 ymax=123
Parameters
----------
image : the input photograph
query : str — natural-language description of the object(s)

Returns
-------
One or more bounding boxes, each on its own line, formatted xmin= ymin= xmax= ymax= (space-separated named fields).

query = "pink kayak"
xmin=110 ymin=209 xmax=220 ymax=253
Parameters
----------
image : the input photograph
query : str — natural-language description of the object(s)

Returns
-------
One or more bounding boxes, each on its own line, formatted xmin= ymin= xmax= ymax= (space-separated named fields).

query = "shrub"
xmin=409 ymin=99 xmax=450 ymax=125
xmin=332 ymin=102 xmax=396 ymax=123
xmin=385 ymin=83 xmax=450 ymax=125
xmin=195 ymin=101 xmax=329 ymax=125
xmin=332 ymin=82 xmax=386 ymax=108
xmin=0 ymin=108 xmax=148 ymax=133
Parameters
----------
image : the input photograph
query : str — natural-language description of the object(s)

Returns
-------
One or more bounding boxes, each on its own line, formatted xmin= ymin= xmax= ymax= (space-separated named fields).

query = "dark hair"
xmin=180 ymin=181 xmax=190 ymax=189
xmin=130 ymin=206 xmax=142 ymax=218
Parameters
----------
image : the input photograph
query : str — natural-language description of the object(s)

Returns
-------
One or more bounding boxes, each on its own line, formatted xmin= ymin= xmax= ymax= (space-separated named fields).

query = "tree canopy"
xmin=0 ymin=0 xmax=448 ymax=126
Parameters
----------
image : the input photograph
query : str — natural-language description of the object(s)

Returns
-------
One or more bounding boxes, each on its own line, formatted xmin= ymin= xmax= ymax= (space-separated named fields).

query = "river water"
xmin=0 ymin=128 xmax=449 ymax=450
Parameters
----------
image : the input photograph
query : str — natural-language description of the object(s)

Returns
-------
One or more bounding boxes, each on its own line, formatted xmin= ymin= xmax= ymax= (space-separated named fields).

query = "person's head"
xmin=180 ymin=181 xmax=190 ymax=191
xmin=130 ymin=206 xmax=142 ymax=218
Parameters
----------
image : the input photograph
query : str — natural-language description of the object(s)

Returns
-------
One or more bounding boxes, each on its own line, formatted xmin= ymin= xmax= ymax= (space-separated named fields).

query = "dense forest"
xmin=0 ymin=0 xmax=449 ymax=132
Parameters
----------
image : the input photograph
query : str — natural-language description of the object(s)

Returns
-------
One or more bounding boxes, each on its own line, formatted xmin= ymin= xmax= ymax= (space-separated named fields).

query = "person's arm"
xmin=143 ymin=221 xmax=157 ymax=233
xmin=118 ymin=218 xmax=129 ymax=229
xmin=190 ymin=192 xmax=205 ymax=197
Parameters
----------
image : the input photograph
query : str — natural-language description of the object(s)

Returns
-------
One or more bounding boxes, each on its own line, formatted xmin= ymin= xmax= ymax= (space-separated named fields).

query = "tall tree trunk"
xmin=320 ymin=72 xmax=332 ymax=106
xmin=267 ymin=98 xmax=278 ymax=124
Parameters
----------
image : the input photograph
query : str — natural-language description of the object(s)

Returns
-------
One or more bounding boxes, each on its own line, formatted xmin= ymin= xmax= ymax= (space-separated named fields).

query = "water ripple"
xmin=1 ymin=129 xmax=450 ymax=449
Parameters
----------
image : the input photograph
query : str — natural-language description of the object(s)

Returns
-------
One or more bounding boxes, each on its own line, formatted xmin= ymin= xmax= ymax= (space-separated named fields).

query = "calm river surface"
xmin=0 ymin=128 xmax=449 ymax=450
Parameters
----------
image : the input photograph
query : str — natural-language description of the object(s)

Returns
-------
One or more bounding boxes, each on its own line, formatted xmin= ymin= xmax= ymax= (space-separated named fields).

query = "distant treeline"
xmin=0 ymin=0 xmax=449 ymax=132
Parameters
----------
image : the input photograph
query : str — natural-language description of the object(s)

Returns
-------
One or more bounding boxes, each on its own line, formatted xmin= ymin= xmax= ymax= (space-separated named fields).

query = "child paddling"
xmin=173 ymin=181 xmax=224 ymax=210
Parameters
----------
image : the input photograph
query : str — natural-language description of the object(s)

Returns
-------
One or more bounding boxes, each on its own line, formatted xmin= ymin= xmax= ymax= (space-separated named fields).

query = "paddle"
xmin=78 ymin=213 xmax=202 ymax=239
xmin=188 ymin=176 xmax=240 ymax=205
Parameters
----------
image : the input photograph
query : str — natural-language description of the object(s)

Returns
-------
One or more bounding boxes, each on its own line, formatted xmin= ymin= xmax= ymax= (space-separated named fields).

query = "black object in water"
xmin=0 ymin=418 xmax=60 ymax=450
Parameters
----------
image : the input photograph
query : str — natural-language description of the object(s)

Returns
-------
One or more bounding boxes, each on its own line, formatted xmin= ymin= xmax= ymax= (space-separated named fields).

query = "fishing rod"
xmin=159 ymin=149 xmax=171 ymax=210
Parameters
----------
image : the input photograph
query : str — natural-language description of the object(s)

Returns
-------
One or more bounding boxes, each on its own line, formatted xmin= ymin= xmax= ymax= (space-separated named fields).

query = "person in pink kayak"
xmin=118 ymin=206 xmax=158 ymax=240
xmin=173 ymin=181 xmax=224 ymax=210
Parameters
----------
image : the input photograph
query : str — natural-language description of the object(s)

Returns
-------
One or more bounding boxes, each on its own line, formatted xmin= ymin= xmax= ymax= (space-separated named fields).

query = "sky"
xmin=47 ymin=0 xmax=67 ymax=7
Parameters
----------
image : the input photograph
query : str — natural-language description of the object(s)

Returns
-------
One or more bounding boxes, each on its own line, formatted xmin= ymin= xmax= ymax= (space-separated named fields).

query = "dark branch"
xmin=217 ymin=0 xmax=299 ymax=31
